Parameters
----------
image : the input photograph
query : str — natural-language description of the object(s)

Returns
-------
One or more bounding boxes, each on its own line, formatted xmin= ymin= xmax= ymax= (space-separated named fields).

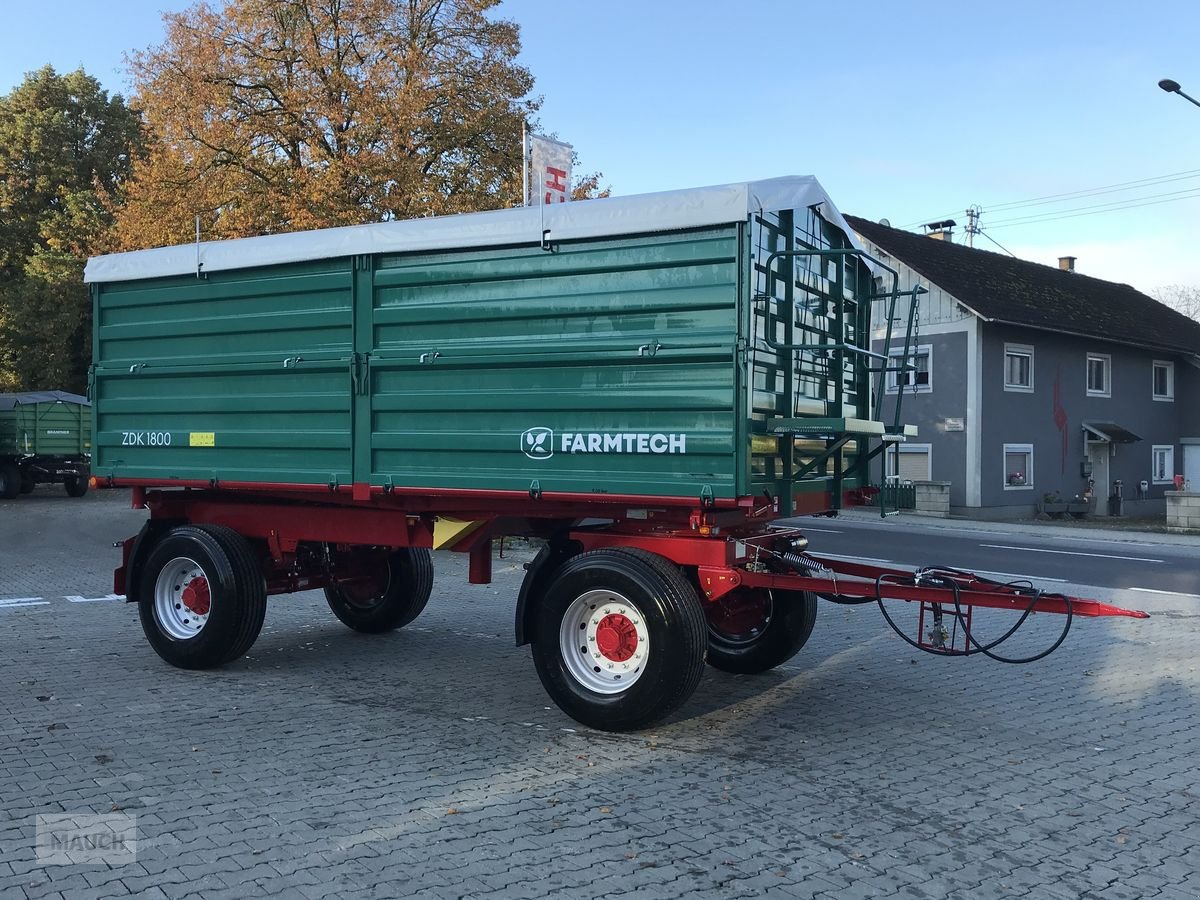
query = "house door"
xmin=1087 ymin=442 xmax=1110 ymax=515
xmin=1184 ymin=443 xmax=1200 ymax=491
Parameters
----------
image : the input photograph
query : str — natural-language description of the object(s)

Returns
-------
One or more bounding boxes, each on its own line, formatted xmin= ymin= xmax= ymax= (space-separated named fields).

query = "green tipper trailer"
xmin=0 ymin=391 xmax=92 ymax=499
xmin=85 ymin=177 xmax=1145 ymax=730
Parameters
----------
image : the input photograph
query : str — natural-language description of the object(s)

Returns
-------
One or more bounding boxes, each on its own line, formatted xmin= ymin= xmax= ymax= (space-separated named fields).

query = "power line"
xmin=983 ymin=168 xmax=1200 ymax=212
xmin=977 ymin=230 xmax=1017 ymax=256
xmin=985 ymin=189 xmax=1200 ymax=230
xmin=898 ymin=166 xmax=1200 ymax=228
xmin=986 ymin=184 xmax=1200 ymax=227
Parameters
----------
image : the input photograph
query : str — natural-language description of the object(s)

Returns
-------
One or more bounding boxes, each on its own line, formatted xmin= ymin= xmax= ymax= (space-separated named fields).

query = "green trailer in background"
xmin=84 ymin=177 xmax=1146 ymax=730
xmin=0 ymin=391 xmax=92 ymax=499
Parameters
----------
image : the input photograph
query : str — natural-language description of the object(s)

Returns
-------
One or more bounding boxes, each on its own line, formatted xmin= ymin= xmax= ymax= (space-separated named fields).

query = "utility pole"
xmin=964 ymin=205 xmax=981 ymax=248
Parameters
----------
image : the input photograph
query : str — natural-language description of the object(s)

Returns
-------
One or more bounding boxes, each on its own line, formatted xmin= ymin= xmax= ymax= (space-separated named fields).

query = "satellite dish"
xmin=879 ymin=218 xmax=891 ymax=227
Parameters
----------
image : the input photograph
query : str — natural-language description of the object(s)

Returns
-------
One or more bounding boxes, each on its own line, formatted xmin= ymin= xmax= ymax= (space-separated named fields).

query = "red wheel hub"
xmin=181 ymin=577 xmax=211 ymax=616
xmin=595 ymin=613 xmax=639 ymax=662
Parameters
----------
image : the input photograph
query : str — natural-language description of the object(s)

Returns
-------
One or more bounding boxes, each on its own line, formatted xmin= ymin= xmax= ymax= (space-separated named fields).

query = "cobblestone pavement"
xmin=1 ymin=489 xmax=1198 ymax=899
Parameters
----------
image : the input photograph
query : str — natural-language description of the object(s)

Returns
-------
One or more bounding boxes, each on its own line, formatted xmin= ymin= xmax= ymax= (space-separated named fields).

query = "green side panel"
xmin=92 ymin=261 xmax=354 ymax=484
xmin=89 ymin=216 xmax=875 ymax=504
xmin=0 ymin=400 xmax=90 ymax=456
xmin=0 ymin=400 xmax=89 ymax=458
xmin=359 ymin=229 xmax=741 ymax=499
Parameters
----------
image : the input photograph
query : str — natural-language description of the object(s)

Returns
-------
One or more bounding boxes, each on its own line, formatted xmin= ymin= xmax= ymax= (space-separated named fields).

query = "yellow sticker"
xmin=189 ymin=432 xmax=216 ymax=447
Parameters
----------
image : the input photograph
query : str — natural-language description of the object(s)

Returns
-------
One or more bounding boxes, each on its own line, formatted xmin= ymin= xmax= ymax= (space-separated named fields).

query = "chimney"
xmin=1058 ymin=256 xmax=1076 ymax=272
xmin=922 ymin=219 xmax=956 ymax=242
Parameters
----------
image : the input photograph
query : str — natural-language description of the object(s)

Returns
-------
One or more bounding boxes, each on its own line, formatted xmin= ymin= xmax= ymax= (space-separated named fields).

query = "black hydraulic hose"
xmin=917 ymin=570 xmax=1074 ymax=664
xmin=774 ymin=552 xmax=1073 ymax=662
xmin=871 ymin=571 xmax=1073 ymax=664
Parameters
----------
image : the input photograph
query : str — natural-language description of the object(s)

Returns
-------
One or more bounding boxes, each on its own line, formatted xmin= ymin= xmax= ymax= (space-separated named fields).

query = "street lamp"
xmin=1158 ymin=78 xmax=1200 ymax=110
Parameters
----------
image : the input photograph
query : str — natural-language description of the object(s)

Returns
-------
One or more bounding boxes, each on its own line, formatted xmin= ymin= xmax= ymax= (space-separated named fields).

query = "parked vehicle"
xmin=85 ymin=177 xmax=1145 ymax=730
xmin=0 ymin=391 xmax=92 ymax=499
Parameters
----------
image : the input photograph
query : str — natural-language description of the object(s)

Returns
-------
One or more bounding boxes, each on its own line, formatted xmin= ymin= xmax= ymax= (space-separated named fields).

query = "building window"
xmin=887 ymin=343 xmax=932 ymax=394
xmin=1004 ymin=343 xmax=1034 ymax=392
xmin=1003 ymin=443 xmax=1033 ymax=490
xmin=1086 ymin=353 xmax=1111 ymax=397
xmin=886 ymin=443 xmax=932 ymax=482
xmin=1152 ymin=361 xmax=1174 ymax=401
xmin=1152 ymin=445 xmax=1175 ymax=484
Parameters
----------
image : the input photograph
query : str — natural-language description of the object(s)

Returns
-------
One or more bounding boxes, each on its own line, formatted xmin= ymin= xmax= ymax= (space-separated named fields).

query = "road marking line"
xmin=979 ymin=544 xmax=1163 ymax=563
xmin=810 ymin=552 xmax=893 ymax=564
xmin=970 ymin=570 xmax=1067 ymax=583
xmin=65 ymin=594 xmax=125 ymax=603
xmin=1129 ymin=587 xmax=1200 ymax=600
xmin=0 ymin=598 xmax=48 ymax=607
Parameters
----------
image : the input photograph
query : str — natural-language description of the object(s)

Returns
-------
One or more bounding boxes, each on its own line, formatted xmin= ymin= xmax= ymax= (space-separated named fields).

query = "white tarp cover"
xmin=85 ymin=176 xmax=862 ymax=283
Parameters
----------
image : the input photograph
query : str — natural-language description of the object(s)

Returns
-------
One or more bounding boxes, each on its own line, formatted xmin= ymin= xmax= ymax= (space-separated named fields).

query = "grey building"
xmin=846 ymin=216 xmax=1200 ymax=517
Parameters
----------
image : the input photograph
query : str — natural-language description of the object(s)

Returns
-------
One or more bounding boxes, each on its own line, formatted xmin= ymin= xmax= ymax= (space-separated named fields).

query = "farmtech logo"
xmin=521 ymin=428 xmax=687 ymax=460
xmin=521 ymin=427 xmax=554 ymax=460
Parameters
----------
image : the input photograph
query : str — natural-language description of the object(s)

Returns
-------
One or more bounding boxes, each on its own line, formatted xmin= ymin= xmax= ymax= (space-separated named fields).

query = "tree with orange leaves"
xmin=115 ymin=0 xmax=540 ymax=249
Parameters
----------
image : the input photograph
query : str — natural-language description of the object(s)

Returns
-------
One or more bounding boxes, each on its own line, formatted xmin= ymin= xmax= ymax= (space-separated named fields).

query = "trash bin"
xmin=1108 ymin=480 xmax=1123 ymax=517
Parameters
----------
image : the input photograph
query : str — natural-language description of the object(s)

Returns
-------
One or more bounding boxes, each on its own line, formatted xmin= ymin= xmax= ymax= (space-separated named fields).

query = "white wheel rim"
xmin=559 ymin=589 xmax=650 ymax=695
xmin=154 ymin=556 xmax=211 ymax=640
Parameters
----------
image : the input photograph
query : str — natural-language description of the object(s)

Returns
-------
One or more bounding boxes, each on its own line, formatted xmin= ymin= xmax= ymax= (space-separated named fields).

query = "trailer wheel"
xmin=324 ymin=548 xmax=433 ymax=633
xmin=64 ymin=475 xmax=88 ymax=498
xmin=531 ymin=548 xmax=707 ymax=732
xmin=704 ymin=588 xmax=817 ymax=674
xmin=0 ymin=463 xmax=20 ymax=499
xmin=19 ymin=469 xmax=34 ymax=494
xmin=138 ymin=525 xmax=267 ymax=669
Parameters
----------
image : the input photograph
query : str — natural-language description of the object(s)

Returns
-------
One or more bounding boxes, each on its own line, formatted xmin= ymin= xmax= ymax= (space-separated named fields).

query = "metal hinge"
xmin=351 ymin=353 xmax=370 ymax=394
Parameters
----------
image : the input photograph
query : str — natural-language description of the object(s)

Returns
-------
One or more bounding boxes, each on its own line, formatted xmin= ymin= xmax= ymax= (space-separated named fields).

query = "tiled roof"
xmin=846 ymin=215 xmax=1200 ymax=356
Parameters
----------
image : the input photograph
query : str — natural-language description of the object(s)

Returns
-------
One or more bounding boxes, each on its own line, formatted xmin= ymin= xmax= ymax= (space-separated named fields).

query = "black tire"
xmin=324 ymin=547 xmax=434 ymax=633
xmin=64 ymin=475 xmax=88 ymax=498
xmin=19 ymin=470 xmax=34 ymax=494
xmin=0 ymin=463 xmax=20 ymax=499
xmin=138 ymin=525 xmax=267 ymax=669
xmin=704 ymin=589 xmax=818 ymax=674
xmin=531 ymin=548 xmax=707 ymax=732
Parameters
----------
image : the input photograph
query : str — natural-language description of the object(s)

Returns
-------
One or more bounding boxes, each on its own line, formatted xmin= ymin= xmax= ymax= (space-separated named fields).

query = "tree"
xmin=0 ymin=66 xmax=143 ymax=392
xmin=116 ymin=0 xmax=540 ymax=248
xmin=1152 ymin=285 xmax=1200 ymax=323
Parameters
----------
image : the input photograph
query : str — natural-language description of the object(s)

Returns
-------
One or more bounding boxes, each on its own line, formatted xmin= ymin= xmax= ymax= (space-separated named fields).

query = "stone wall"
xmin=1166 ymin=491 xmax=1200 ymax=533
xmin=912 ymin=481 xmax=951 ymax=518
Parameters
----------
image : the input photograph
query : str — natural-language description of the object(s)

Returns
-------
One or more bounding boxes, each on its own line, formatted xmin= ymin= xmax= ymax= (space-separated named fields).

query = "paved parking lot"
xmin=2 ymin=489 xmax=1198 ymax=899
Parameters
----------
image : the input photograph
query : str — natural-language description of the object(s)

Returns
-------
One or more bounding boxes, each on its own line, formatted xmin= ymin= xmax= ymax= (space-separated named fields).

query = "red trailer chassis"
xmin=106 ymin=479 xmax=1148 ymax=730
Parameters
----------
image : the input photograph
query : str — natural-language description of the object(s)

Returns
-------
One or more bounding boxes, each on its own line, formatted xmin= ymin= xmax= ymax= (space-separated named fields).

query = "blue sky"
xmin=4 ymin=0 xmax=1199 ymax=293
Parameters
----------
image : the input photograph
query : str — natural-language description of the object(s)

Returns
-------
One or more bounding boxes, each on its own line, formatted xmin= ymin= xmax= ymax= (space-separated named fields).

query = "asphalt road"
xmin=788 ymin=513 xmax=1200 ymax=599
xmin=1 ymin=489 xmax=1198 ymax=899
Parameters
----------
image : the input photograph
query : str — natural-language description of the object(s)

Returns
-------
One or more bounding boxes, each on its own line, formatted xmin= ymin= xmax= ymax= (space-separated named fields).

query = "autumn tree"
xmin=0 ymin=66 xmax=142 ymax=392
xmin=116 ymin=0 xmax=541 ymax=248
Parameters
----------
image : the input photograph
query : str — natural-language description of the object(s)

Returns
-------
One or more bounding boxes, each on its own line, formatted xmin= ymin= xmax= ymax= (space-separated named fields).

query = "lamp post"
xmin=1158 ymin=78 xmax=1200 ymax=110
